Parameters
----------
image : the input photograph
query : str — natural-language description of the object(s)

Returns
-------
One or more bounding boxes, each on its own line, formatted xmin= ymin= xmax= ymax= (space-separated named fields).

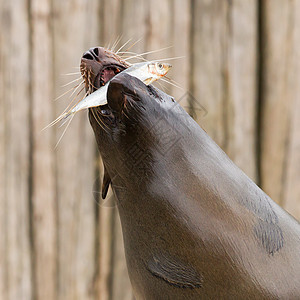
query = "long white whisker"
xmin=55 ymin=114 xmax=74 ymax=149
xmin=62 ymin=87 xmax=86 ymax=114
xmin=61 ymin=77 xmax=82 ymax=87
xmin=115 ymin=38 xmax=133 ymax=54
xmin=161 ymin=78 xmax=183 ymax=90
xmin=123 ymin=46 xmax=173 ymax=60
xmin=124 ymin=55 xmax=148 ymax=62
xmin=42 ymin=112 xmax=68 ymax=130
xmin=151 ymin=56 xmax=185 ymax=62
xmin=164 ymin=76 xmax=183 ymax=88
xmin=68 ymin=81 xmax=84 ymax=99
xmin=62 ymin=72 xmax=81 ymax=76
xmin=54 ymin=82 xmax=83 ymax=101
xmin=44 ymin=89 xmax=86 ymax=130
xmin=106 ymin=36 xmax=114 ymax=51
xmin=156 ymin=81 xmax=169 ymax=93
xmin=111 ymin=35 xmax=123 ymax=52
xmin=123 ymin=46 xmax=173 ymax=61
xmin=121 ymin=37 xmax=143 ymax=54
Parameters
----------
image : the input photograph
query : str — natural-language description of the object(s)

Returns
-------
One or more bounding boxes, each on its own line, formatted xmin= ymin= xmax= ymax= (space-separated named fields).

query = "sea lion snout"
xmin=80 ymin=47 xmax=128 ymax=94
xmin=82 ymin=47 xmax=100 ymax=61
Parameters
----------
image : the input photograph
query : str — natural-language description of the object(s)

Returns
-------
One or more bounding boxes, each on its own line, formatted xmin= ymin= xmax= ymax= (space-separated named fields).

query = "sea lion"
xmin=81 ymin=47 xmax=300 ymax=299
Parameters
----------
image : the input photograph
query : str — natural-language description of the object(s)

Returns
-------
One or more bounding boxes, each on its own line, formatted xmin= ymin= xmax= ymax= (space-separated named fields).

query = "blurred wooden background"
xmin=1 ymin=0 xmax=299 ymax=299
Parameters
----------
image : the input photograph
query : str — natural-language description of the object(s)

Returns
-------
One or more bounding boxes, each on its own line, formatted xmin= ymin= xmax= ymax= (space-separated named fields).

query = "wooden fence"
xmin=0 ymin=0 xmax=299 ymax=299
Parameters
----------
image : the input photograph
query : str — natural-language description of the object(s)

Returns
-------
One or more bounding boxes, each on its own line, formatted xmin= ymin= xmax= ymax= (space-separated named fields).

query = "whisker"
xmin=62 ymin=72 xmax=81 ymax=76
xmin=123 ymin=55 xmax=148 ymax=62
xmin=156 ymin=81 xmax=169 ymax=93
xmin=122 ymin=46 xmax=173 ymax=61
xmin=54 ymin=82 xmax=83 ymax=101
xmin=164 ymin=76 xmax=184 ymax=89
xmin=111 ymin=35 xmax=123 ymax=52
xmin=95 ymin=109 xmax=110 ymax=131
xmin=115 ymin=38 xmax=133 ymax=54
xmin=63 ymin=88 xmax=88 ymax=116
xmin=68 ymin=81 xmax=84 ymax=100
xmin=91 ymin=108 xmax=109 ymax=134
xmin=44 ymin=89 xmax=87 ymax=130
xmin=120 ymin=37 xmax=143 ymax=54
xmin=160 ymin=78 xmax=183 ymax=90
xmin=106 ymin=35 xmax=115 ymax=51
xmin=63 ymin=85 xmax=86 ymax=112
xmin=61 ymin=77 xmax=82 ymax=87
xmin=55 ymin=114 xmax=74 ymax=149
xmin=59 ymin=113 xmax=74 ymax=128
xmin=151 ymin=56 xmax=185 ymax=62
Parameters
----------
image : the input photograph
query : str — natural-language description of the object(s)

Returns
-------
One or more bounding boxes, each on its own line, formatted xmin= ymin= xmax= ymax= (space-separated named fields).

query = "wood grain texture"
xmin=226 ymin=0 xmax=258 ymax=180
xmin=0 ymin=0 xmax=32 ymax=299
xmin=191 ymin=0 xmax=257 ymax=180
xmin=261 ymin=0 xmax=300 ymax=218
xmin=0 ymin=1 xmax=299 ymax=299
xmin=31 ymin=0 xmax=57 ymax=298
xmin=52 ymin=0 xmax=100 ymax=299
xmin=283 ymin=1 xmax=300 ymax=219
xmin=170 ymin=0 xmax=191 ymax=109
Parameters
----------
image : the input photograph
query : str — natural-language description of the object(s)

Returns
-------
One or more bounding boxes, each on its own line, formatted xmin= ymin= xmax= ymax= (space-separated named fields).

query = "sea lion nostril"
xmin=93 ymin=47 xmax=99 ymax=56
xmin=82 ymin=52 xmax=94 ymax=60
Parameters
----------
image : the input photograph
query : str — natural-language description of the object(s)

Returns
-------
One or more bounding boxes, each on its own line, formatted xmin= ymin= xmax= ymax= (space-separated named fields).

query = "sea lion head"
xmin=80 ymin=47 xmax=187 ymax=198
xmin=80 ymin=46 xmax=129 ymax=94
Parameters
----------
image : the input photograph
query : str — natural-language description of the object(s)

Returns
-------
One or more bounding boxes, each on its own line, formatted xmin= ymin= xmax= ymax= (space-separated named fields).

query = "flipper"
xmin=101 ymin=167 xmax=111 ymax=199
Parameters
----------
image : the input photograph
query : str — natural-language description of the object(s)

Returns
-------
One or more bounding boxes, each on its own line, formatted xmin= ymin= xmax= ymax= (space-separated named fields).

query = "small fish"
xmin=50 ymin=61 xmax=171 ymax=126
xmin=70 ymin=62 xmax=171 ymax=112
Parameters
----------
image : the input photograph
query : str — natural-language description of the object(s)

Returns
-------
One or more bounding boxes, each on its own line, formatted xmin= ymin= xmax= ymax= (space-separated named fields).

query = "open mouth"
xmin=80 ymin=63 xmax=127 ymax=95
xmin=97 ymin=65 xmax=124 ymax=87
xmin=79 ymin=47 xmax=129 ymax=122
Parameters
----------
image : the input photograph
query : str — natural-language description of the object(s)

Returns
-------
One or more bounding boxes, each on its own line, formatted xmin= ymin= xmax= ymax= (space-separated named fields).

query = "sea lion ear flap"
xmin=101 ymin=167 xmax=111 ymax=199
xmin=107 ymin=73 xmax=138 ymax=116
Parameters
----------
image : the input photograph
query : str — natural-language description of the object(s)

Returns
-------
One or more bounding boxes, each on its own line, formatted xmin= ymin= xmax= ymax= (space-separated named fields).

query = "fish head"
xmin=146 ymin=62 xmax=172 ymax=84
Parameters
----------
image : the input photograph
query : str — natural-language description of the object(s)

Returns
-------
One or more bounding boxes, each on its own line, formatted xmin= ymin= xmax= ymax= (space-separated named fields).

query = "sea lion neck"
xmin=90 ymin=75 xmax=187 ymax=197
xmin=87 ymin=66 xmax=300 ymax=299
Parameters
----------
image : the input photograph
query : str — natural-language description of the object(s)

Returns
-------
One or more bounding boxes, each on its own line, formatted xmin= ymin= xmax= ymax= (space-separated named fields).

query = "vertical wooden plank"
xmin=284 ymin=81 xmax=300 ymax=220
xmin=0 ymin=0 xmax=32 ymax=299
xmin=52 ymin=0 xmax=100 ymax=299
xmin=191 ymin=0 xmax=227 ymax=146
xmin=31 ymin=0 xmax=57 ymax=299
xmin=261 ymin=0 xmax=300 ymax=215
xmin=191 ymin=0 xmax=257 ymax=180
xmin=100 ymin=0 xmax=123 ymax=47
xmin=120 ymin=0 xmax=148 ymax=54
xmin=226 ymin=0 xmax=258 ymax=180
xmin=170 ymin=0 xmax=191 ymax=107
xmin=283 ymin=2 xmax=300 ymax=219
xmin=0 ymin=19 xmax=6 ymax=297
xmin=144 ymin=0 xmax=172 ymax=52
